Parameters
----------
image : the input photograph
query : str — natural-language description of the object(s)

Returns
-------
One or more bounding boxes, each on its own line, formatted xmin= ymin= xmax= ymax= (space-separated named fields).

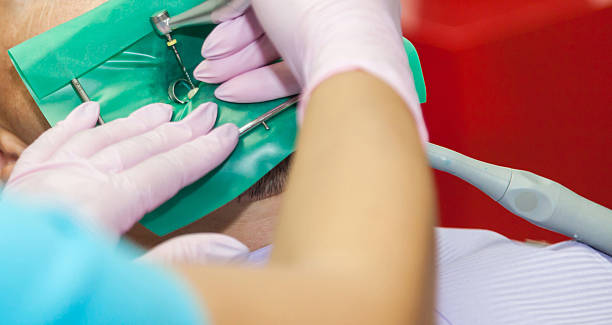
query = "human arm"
xmin=177 ymin=0 xmax=437 ymax=322
xmin=2 ymin=73 xmax=434 ymax=325
xmin=180 ymin=71 xmax=436 ymax=325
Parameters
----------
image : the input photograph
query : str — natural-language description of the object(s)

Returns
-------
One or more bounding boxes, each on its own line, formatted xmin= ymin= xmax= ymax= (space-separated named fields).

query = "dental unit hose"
xmin=428 ymin=143 xmax=612 ymax=256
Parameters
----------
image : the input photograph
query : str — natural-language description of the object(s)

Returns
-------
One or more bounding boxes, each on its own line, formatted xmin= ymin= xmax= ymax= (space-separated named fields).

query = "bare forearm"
xmin=271 ymin=71 xmax=436 ymax=322
xmin=272 ymin=71 xmax=435 ymax=267
xmin=182 ymin=71 xmax=436 ymax=324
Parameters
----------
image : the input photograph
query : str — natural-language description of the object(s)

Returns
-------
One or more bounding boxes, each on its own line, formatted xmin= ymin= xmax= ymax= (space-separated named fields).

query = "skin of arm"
xmin=179 ymin=71 xmax=437 ymax=325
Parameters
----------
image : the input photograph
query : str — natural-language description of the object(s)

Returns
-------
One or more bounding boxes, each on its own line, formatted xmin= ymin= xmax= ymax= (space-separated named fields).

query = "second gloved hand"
xmin=139 ymin=233 xmax=250 ymax=265
xmin=3 ymin=101 xmax=239 ymax=240
xmin=194 ymin=0 xmax=428 ymax=142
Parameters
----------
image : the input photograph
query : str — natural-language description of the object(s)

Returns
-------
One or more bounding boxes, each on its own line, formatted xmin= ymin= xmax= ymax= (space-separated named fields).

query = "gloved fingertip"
xmin=213 ymin=123 xmax=240 ymax=141
xmin=193 ymin=60 xmax=213 ymax=82
xmin=130 ymin=103 xmax=174 ymax=122
xmin=207 ymin=234 xmax=250 ymax=261
xmin=195 ymin=101 xmax=218 ymax=112
xmin=183 ymin=102 xmax=218 ymax=131
xmin=214 ymin=83 xmax=238 ymax=102
xmin=140 ymin=234 xmax=249 ymax=264
xmin=66 ymin=101 xmax=100 ymax=121
xmin=201 ymin=26 xmax=226 ymax=59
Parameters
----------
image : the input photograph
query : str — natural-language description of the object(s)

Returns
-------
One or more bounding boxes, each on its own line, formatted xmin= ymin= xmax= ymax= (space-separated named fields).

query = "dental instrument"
xmin=150 ymin=10 xmax=200 ymax=104
xmin=150 ymin=0 xmax=250 ymax=35
xmin=428 ymin=143 xmax=612 ymax=255
xmin=168 ymin=79 xmax=194 ymax=105
xmin=238 ymin=96 xmax=300 ymax=136
xmin=70 ymin=78 xmax=105 ymax=125
xmin=150 ymin=1 xmax=250 ymax=104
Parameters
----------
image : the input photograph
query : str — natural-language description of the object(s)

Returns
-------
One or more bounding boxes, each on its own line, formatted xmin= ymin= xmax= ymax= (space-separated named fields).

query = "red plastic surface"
xmin=402 ymin=0 xmax=612 ymax=242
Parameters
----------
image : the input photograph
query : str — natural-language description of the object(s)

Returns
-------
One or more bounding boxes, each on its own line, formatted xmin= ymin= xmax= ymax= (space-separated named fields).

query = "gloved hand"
xmin=194 ymin=0 xmax=428 ymax=141
xmin=3 ymin=101 xmax=239 ymax=240
xmin=139 ymin=233 xmax=249 ymax=264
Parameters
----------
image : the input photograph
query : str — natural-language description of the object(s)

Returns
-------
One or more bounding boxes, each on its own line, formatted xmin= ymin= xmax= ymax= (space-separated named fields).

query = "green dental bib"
xmin=8 ymin=0 xmax=427 ymax=235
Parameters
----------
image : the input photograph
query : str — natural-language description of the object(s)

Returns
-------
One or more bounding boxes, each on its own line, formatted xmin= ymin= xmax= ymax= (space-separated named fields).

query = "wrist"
xmin=283 ymin=4 xmax=429 ymax=142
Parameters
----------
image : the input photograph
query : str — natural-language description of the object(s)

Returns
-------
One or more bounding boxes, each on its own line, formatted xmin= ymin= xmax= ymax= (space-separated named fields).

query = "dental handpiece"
xmin=150 ymin=1 xmax=250 ymax=103
xmin=150 ymin=0 xmax=250 ymax=36
xmin=427 ymin=143 xmax=612 ymax=255
xmin=150 ymin=11 xmax=197 ymax=92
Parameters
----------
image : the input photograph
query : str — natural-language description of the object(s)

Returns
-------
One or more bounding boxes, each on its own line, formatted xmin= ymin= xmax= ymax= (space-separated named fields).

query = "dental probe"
xmin=70 ymin=79 xmax=105 ymax=125
xmin=151 ymin=0 xmax=250 ymax=35
xmin=427 ymin=143 xmax=612 ymax=255
xmin=238 ymin=96 xmax=300 ymax=136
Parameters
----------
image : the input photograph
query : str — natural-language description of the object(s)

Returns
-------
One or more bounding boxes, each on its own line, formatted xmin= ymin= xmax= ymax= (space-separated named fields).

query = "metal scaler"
xmin=70 ymin=78 xmax=105 ymax=125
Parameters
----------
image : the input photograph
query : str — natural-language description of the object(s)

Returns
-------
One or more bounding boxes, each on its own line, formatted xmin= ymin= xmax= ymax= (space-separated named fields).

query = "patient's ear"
xmin=0 ymin=127 xmax=26 ymax=182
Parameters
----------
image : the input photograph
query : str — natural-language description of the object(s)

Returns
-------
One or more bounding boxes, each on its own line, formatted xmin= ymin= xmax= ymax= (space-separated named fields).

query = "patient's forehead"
xmin=0 ymin=0 xmax=107 ymax=143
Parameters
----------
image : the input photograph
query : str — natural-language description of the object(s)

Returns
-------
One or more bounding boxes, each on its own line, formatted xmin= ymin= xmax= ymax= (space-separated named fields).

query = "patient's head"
xmin=1 ymin=0 xmax=290 ymax=249
xmin=0 ymin=0 xmax=111 ymax=143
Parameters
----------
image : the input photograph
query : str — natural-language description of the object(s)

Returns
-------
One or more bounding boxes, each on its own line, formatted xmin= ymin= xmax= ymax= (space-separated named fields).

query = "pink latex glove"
xmin=3 ymin=101 xmax=239 ymax=240
xmin=139 ymin=233 xmax=249 ymax=264
xmin=194 ymin=0 xmax=428 ymax=142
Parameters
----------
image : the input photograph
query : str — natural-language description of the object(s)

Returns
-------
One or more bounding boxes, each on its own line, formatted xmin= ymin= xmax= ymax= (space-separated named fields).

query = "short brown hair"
xmin=238 ymin=155 xmax=292 ymax=201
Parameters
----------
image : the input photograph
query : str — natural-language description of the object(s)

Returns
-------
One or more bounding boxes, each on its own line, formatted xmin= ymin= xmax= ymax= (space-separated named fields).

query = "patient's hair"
xmin=238 ymin=155 xmax=291 ymax=201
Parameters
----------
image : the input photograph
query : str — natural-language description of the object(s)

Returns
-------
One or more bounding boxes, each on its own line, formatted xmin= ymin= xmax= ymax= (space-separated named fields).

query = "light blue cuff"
xmin=0 ymin=200 xmax=209 ymax=325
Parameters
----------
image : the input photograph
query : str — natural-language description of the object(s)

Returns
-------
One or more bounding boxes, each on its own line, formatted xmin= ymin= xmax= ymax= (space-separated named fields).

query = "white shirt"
xmin=249 ymin=228 xmax=612 ymax=325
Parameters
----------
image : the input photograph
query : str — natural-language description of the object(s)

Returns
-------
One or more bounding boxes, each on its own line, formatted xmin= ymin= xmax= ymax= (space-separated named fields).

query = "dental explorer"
xmin=238 ymin=96 xmax=300 ymax=136
xmin=70 ymin=78 xmax=105 ymax=125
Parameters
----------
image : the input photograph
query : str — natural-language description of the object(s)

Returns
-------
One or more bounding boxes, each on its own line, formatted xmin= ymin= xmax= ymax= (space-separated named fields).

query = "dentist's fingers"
xmin=210 ymin=0 xmax=251 ymax=24
xmin=14 ymin=102 xmax=99 ymax=172
xmin=215 ymin=61 xmax=301 ymax=103
xmin=194 ymin=35 xmax=279 ymax=84
xmin=203 ymin=8 xmax=264 ymax=60
xmin=89 ymin=103 xmax=218 ymax=172
xmin=51 ymin=103 xmax=173 ymax=160
xmin=119 ymin=123 xmax=239 ymax=215
xmin=139 ymin=233 xmax=249 ymax=265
